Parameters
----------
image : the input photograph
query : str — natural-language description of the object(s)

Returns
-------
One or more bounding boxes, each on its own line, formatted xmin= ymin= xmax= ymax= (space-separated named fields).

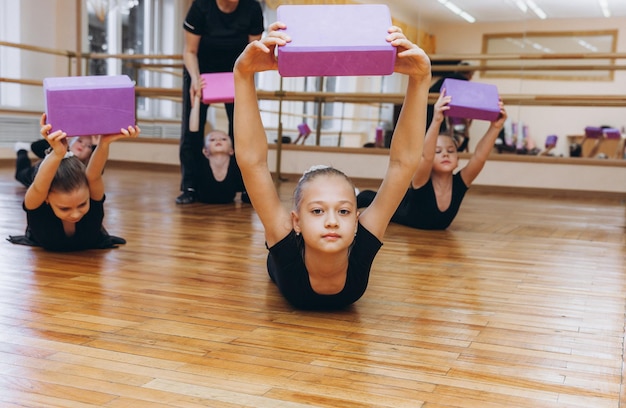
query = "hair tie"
xmin=64 ymin=151 xmax=75 ymax=159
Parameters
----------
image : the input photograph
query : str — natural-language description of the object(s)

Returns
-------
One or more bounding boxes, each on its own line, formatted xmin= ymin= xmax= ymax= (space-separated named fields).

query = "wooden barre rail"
xmin=430 ymin=52 xmax=626 ymax=61
xmin=3 ymin=40 xmax=626 ymax=73
xmin=137 ymin=88 xmax=626 ymax=107
xmin=2 ymin=80 xmax=626 ymax=107
xmin=5 ymin=40 xmax=626 ymax=61
xmin=0 ymin=41 xmax=75 ymax=58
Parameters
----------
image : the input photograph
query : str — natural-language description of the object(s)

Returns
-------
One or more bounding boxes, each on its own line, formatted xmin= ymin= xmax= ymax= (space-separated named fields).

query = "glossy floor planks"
xmin=0 ymin=162 xmax=625 ymax=407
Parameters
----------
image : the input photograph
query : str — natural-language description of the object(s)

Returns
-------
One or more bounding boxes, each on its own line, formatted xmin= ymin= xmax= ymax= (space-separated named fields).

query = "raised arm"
xmin=233 ymin=23 xmax=293 ymax=246
xmin=411 ymin=89 xmax=451 ymax=188
xmin=86 ymin=126 xmax=140 ymax=201
xmin=183 ymin=31 xmax=202 ymax=103
xmin=24 ymin=114 xmax=68 ymax=210
xmin=459 ymin=100 xmax=507 ymax=186
xmin=359 ymin=28 xmax=432 ymax=239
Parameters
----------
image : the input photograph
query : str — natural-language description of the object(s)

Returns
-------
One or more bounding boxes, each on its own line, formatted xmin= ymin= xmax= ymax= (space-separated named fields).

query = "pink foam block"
xmin=44 ymin=75 xmax=135 ymax=136
xmin=441 ymin=78 xmax=500 ymax=122
xmin=276 ymin=4 xmax=396 ymax=77
xmin=200 ymin=72 xmax=235 ymax=104
xmin=297 ymin=123 xmax=311 ymax=136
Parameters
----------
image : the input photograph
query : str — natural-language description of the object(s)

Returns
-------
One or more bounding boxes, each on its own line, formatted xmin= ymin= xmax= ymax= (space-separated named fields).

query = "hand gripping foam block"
xmin=44 ymin=75 xmax=135 ymax=136
xmin=276 ymin=4 xmax=396 ymax=77
xmin=200 ymin=72 xmax=235 ymax=104
xmin=441 ymin=78 xmax=500 ymax=122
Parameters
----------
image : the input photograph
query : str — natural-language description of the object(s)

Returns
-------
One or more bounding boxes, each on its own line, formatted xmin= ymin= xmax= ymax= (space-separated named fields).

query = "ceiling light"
xmin=437 ymin=0 xmax=476 ymax=23
xmin=514 ymin=0 xmax=528 ymax=13
xmin=526 ymin=0 xmax=547 ymax=19
xmin=598 ymin=0 xmax=611 ymax=17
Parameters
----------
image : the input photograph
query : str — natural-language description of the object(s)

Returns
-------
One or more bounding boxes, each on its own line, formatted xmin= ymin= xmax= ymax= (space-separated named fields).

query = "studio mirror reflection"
xmin=412 ymin=0 xmax=626 ymax=161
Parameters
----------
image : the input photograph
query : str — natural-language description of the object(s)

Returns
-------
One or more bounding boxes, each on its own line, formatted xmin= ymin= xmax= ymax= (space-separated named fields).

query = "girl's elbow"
xmin=86 ymin=174 xmax=101 ymax=185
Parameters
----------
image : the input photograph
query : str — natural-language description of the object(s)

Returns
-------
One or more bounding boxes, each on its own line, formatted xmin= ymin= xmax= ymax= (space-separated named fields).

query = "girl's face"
xmin=292 ymin=175 xmax=359 ymax=254
xmin=204 ymin=132 xmax=233 ymax=157
xmin=433 ymin=135 xmax=459 ymax=173
xmin=47 ymin=186 xmax=90 ymax=224
xmin=69 ymin=137 xmax=94 ymax=162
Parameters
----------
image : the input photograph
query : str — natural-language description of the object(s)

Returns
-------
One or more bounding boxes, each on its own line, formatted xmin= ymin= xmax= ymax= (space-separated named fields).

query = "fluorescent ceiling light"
xmin=598 ymin=0 xmax=611 ymax=17
xmin=526 ymin=0 xmax=547 ymax=19
xmin=514 ymin=0 xmax=528 ymax=13
xmin=437 ymin=0 xmax=476 ymax=23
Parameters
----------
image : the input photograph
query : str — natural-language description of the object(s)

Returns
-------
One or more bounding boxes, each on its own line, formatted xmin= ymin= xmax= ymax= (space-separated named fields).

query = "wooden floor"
xmin=0 ymin=161 xmax=625 ymax=408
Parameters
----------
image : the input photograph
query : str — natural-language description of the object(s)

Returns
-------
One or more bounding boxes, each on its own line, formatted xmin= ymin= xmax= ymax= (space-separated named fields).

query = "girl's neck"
xmin=209 ymin=154 xmax=231 ymax=182
xmin=216 ymin=0 xmax=238 ymax=13
xmin=208 ymin=153 xmax=230 ymax=167
xmin=431 ymin=170 xmax=453 ymax=185
xmin=304 ymin=247 xmax=349 ymax=294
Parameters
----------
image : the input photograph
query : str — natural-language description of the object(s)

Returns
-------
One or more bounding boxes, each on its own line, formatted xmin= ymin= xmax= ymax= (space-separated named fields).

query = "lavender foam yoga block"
xmin=441 ymin=78 xmax=500 ymax=122
xmin=200 ymin=72 xmax=235 ymax=104
xmin=44 ymin=75 xmax=135 ymax=136
xmin=276 ymin=4 xmax=396 ymax=77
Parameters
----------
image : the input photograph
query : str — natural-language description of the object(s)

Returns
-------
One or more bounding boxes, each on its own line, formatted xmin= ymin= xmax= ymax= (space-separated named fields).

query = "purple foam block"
xmin=441 ymin=78 xmax=500 ymax=122
xmin=277 ymin=4 xmax=396 ymax=77
xmin=545 ymin=134 xmax=558 ymax=148
xmin=200 ymin=72 xmax=235 ymax=104
xmin=584 ymin=126 xmax=603 ymax=138
xmin=44 ymin=75 xmax=135 ymax=136
xmin=602 ymin=128 xmax=621 ymax=139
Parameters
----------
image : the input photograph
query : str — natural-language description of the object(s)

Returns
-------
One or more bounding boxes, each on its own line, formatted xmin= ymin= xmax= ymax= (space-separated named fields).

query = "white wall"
xmin=77 ymin=142 xmax=626 ymax=194
xmin=429 ymin=17 xmax=626 ymax=158
xmin=0 ymin=0 xmax=77 ymax=111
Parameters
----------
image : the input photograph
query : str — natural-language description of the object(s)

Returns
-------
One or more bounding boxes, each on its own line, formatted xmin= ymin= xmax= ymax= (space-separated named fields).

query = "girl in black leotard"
xmin=233 ymin=22 xmax=432 ymax=309
xmin=358 ymin=90 xmax=507 ymax=230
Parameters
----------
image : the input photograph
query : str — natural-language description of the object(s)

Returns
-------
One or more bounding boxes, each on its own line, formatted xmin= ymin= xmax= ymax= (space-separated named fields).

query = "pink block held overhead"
xmin=276 ymin=4 xmax=396 ymax=77
xmin=200 ymin=72 xmax=235 ymax=104
xmin=44 ymin=75 xmax=135 ymax=137
xmin=441 ymin=78 xmax=500 ymax=122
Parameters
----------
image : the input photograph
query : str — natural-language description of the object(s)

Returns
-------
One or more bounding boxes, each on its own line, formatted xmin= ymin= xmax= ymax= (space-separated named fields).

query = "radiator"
xmin=0 ymin=114 xmax=182 ymax=147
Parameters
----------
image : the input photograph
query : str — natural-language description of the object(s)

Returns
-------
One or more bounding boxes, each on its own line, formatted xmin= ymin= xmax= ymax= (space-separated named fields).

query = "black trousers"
xmin=15 ymin=150 xmax=38 ymax=187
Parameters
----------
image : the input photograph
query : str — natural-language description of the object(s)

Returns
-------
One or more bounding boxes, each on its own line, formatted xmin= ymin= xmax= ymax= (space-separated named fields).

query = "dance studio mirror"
xmin=416 ymin=5 xmax=623 ymax=162
xmin=478 ymin=29 xmax=622 ymax=161
xmin=482 ymin=30 xmax=617 ymax=81
xmin=264 ymin=4 xmax=624 ymax=162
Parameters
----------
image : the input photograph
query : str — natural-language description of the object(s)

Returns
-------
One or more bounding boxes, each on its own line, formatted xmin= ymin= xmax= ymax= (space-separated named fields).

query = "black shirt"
xmin=24 ymin=197 xmax=108 ymax=251
xmin=392 ymin=172 xmax=468 ymax=230
xmin=267 ymin=223 xmax=382 ymax=310
xmin=183 ymin=0 xmax=264 ymax=73
xmin=194 ymin=156 xmax=244 ymax=203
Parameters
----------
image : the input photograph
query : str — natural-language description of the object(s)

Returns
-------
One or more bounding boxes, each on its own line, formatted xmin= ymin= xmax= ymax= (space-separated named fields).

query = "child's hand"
xmin=190 ymin=75 xmax=205 ymax=107
xmin=388 ymin=27 xmax=431 ymax=79
xmin=39 ymin=113 xmax=68 ymax=158
xmin=100 ymin=125 xmax=141 ymax=144
xmin=491 ymin=99 xmax=507 ymax=129
xmin=433 ymin=89 xmax=452 ymax=123
xmin=234 ymin=21 xmax=290 ymax=75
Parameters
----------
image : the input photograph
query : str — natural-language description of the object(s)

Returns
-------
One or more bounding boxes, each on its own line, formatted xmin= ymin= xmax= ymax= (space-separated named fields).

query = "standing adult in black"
xmin=177 ymin=0 xmax=264 ymax=204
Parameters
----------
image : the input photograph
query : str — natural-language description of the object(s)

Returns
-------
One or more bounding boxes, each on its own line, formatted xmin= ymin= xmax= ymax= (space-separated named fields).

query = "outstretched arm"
xmin=86 ymin=126 xmax=141 ymax=201
xmin=460 ymin=100 xmax=507 ymax=186
xmin=411 ymin=89 xmax=451 ymax=188
xmin=359 ymin=27 xmax=432 ymax=239
xmin=233 ymin=22 xmax=293 ymax=247
xmin=24 ymin=114 xmax=68 ymax=210
xmin=183 ymin=31 xmax=202 ymax=104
